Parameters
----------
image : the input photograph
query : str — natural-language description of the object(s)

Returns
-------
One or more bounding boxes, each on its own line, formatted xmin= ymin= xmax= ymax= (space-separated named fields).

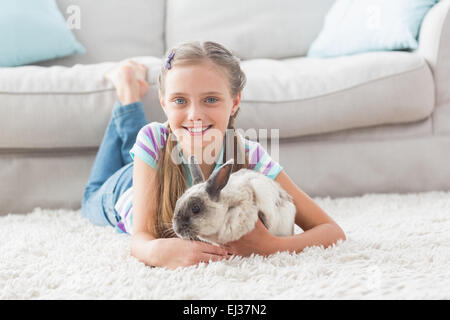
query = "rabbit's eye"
xmin=192 ymin=205 xmax=200 ymax=214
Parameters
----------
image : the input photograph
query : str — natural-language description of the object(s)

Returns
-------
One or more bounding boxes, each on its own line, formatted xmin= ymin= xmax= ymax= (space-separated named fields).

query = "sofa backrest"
xmin=35 ymin=0 xmax=334 ymax=66
xmin=166 ymin=0 xmax=335 ymax=60
xmin=35 ymin=0 xmax=166 ymax=67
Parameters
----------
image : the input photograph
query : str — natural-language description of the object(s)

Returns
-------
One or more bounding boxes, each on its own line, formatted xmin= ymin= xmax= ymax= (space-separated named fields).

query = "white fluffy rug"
xmin=1 ymin=191 xmax=450 ymax=300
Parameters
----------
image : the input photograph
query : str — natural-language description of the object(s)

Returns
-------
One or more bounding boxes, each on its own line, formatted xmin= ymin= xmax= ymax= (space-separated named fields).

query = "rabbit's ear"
xmin=188 ymin=155 xmax=205 ymax=185
xmin=205 ymin=158 xmax=234 ymax=200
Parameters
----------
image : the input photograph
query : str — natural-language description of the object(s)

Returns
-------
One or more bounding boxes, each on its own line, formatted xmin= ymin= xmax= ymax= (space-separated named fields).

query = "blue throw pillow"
xmin=307 ymin=0 xmax=438 ymax=58
xmin=0 ymin=0 xmax=85 ymax=67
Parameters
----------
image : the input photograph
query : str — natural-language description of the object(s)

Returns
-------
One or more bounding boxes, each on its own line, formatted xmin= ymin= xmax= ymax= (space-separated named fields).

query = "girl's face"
xmin=159 ymin=61 xmax=241 ymax=162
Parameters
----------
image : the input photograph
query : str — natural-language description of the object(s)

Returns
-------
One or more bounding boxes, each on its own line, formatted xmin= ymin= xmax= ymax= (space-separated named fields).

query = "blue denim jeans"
xmin=81 ymin=101 xmax=148 ymax=227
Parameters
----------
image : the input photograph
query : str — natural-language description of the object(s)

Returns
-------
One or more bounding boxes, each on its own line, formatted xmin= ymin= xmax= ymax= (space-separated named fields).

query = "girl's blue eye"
xmin=206 ymin=97 xmax=218 ymax=103
xmin=173 ymin=97 xmax=218 ymax=104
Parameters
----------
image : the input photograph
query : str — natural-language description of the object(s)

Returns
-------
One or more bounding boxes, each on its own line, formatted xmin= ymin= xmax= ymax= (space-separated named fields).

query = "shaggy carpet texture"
xmin=1 ymin=191 xmax=450 ymax=300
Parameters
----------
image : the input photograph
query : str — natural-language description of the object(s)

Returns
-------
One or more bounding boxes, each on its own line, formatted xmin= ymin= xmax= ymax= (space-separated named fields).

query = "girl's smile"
xmin=183 ymin=124 xmax=213 ymax=135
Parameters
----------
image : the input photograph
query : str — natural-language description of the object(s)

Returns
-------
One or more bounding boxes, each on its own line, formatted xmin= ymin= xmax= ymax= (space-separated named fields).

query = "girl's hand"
xmin=225 ymin=219 xmax=278 ymax=257
xmin=152 ymin=237 xmax=232 ymax=270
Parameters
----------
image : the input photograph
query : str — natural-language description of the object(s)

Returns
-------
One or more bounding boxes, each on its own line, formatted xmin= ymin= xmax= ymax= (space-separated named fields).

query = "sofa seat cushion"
xmin=237 ymin=51 xmax=435 ymax=138
xmin=0 ymin=56 xmax=165 ymax=149
xmin=0 ymin=52 xmax=435 ymax=149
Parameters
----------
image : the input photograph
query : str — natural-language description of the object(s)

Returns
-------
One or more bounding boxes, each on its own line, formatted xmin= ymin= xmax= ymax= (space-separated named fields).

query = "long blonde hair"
xmin=153 ymin=41 xmax=249 ymax=238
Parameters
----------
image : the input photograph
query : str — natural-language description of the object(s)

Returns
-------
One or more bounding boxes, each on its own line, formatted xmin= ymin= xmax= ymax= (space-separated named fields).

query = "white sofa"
xmin=1 ymin=0 xmax=449 ymax=215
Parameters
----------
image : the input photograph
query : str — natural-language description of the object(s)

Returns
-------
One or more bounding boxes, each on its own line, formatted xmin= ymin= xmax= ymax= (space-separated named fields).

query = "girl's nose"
xmin=187 ymin=103 xmax=205 ymax=122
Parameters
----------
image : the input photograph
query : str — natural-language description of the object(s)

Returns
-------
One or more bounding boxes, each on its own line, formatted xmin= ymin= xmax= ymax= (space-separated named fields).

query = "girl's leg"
xmin=81 ymin=101 xmax=148 ymax=227
xmin=81 ymin=61 xmax=149 ymax=227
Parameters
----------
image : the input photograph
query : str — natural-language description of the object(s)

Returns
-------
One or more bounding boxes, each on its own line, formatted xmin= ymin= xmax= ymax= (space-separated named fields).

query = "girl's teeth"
xmin=188 ymin=126 xmax=209 ymax=133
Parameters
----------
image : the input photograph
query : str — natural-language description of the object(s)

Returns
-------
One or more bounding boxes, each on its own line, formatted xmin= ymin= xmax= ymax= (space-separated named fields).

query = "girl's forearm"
xmin=130 ymin=232 xmax=160 ymax=267
xmin=272 ymin=223 xmax=346 ymax=255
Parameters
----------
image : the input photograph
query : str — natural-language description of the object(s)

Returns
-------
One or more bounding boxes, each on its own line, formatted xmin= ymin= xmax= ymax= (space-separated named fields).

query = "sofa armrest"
xmin=417 ymin=0 xmax=450 ymax=105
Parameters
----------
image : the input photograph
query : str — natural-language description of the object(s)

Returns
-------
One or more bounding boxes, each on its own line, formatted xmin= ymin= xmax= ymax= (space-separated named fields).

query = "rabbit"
xmin=172 ymin=155 xmax=296 ymax=245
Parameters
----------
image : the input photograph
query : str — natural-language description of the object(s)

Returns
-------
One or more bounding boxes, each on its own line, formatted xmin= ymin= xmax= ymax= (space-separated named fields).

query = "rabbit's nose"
xmin=183 ymin=217 xmax=193 ymax=227
xmin=174 ymin=215 xmax=191 ymax=232
xmin=178 ymin=214 xmax=191 ymax=226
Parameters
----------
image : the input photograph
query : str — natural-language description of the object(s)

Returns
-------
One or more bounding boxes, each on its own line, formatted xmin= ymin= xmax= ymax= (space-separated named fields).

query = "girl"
xmin=81 ymin=41 xmax=346 ymax=270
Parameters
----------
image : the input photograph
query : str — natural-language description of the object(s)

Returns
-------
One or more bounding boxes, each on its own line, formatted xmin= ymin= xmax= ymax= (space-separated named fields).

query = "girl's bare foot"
xmin=105 ymin=60 xmax=150 ymax=105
